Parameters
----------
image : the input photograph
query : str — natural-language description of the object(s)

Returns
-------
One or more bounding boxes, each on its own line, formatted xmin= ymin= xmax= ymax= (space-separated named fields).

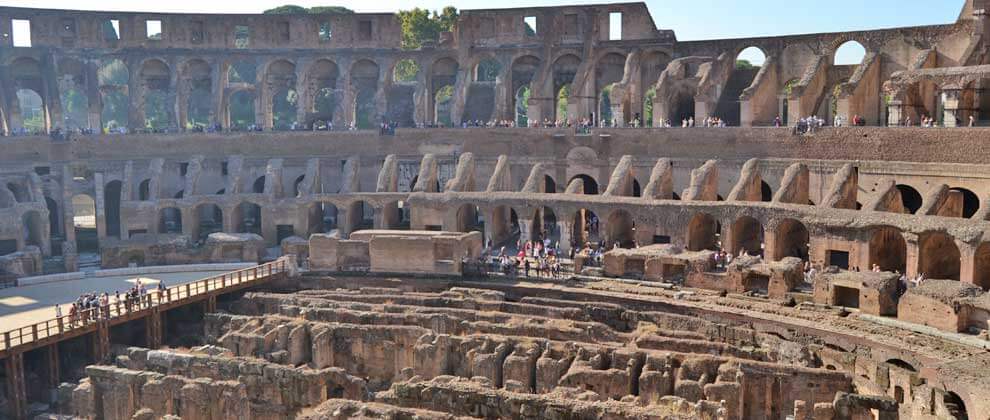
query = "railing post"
xmin=185 ymin=283 xmax=191 ymax=298
xmin=4 ymin=331 xmax=10 ymax=349
xmin=31 ymin=325 xmax=37 ymax=343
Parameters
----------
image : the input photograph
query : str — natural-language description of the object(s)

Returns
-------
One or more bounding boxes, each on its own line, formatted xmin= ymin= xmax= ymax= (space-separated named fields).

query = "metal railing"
xmin=0 ymin=260 xmax=285 ymax=354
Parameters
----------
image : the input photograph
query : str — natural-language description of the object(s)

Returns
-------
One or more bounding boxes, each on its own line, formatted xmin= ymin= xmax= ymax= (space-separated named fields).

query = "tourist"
xmin=55 ymin=303 xmax=62 ymax=319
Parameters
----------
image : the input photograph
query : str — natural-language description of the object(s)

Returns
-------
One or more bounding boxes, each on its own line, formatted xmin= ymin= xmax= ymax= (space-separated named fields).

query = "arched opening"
xmin=606 ymin=209 xmax=635 ymax=248
xmin=271 ymin=87 xmax=298 ymax=130
xmin=896 ymin=185 xmax=922 ymax=214
xmin=434 ymin=85 xmax=454 ymax=127
xmin=321 ymin=203 xmax=339 ymax=233
xmin=596 ymin=53 xmax=626 ymax=126
xmin=431 ymin=57 xmax=458 ymax=126
xmin=943 ymin=391 xmax=968 ymax=420
xmin=229 ymin=90 xmax=255 ymax=130
xmin=464 ymin=58 xmax=500 ymax=122
xmin=139 ymin=179 xmax=151 ymax=201
xmin=44 ymin=197 xmax=60 ymax=238
xmin=386 ymin=59 xmax=418 ymax=127
xmin=140 ymin=59 xmax=172 ymax=130
xmin=71 ymin=194 xmax=98 ymax=253
xmin=715 ymin=46 xmax=766 ymax=126
xmin=455 ymin=204 xmax=483 ymax=234
xmin=104 ymin=180 xmax=123 ymax=238
xmin=351 ymin=59 xmax=380 ymax=129
xmin=15 ymin=89 xmax=45 ymax=133
xmin=885 ymin=359 xmax=917 ymax=372
xmin=761 ymin=181 xmax=773 ymax=202
xmin=101 ymin=90 xmax=129 ymax=132
xmin=194 ymin=203 xmax=223 ymax=241
xmin=252 ymin=176 xmax=266 ymax=194
xmin=641 ymin=51 xmax=671 ymax=126
xmin=307 ymin=59 xmax=339 ymax=127
xmin=511 ymin=55 xmax=540 ymax=127
xmin=632 ymin=179 xmax=642 ymax=198
xmin=544 ymin=175 xmax=556 ymax=194
xmin=293 ymin=175 xmax=306 ymax=197
xmin=974 ymin=243 xmax=990 ymax=291
xmin=233 ymin=202 xmax=262 ymax=235
xmin=22 ymin=211 xmax=44 ymax=248
xmin=687 ymin=213 xmax=719 ymax=251
xmin=730 ymin=216 xmax=764 ymax=256
xmin=834 ymin=40 xmax=867 ymax=66
xmin=869 ymin=226 xmax=907 ymax=273
xmin=552 ymin=54 xmax=581 ymax=123
xmin=532 ymin=207 xmax=559 ymax=245
xmin=348 ymin=201 xmax=374 ymax=232
xmin=569 ymin=174 xmax=599 ymax=195
xmin=949 ymin=187 xmax=979 ymax=219
xmin=158 ymin=207 xmax=182 ymax=234
xmin=918 ymin=232 xmax=960 ymax=280
xmin=774 ymin=218 xmax=809 ymax=261
xmin=572 ymin=208 xmax=599 ymax=247
xmin=183 ymin=59 xmax=212 ymax=129
xmin=266 ymin=60 xmax=297 ymax=129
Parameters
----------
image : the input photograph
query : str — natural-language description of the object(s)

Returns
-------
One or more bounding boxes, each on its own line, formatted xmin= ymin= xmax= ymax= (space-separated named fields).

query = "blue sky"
xmin=7 ymin=0 xmax=964 ymax=63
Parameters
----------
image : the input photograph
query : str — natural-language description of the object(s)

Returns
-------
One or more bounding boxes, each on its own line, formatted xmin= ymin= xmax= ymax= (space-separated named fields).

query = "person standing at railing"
xmin=55 ymin=303 xmax=62 ymax=319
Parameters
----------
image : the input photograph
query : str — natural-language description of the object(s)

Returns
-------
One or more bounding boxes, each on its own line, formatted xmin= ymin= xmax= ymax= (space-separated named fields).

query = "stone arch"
xmin=104 ymin=180 xmax=123 ymax=238
xmin=761 ymin=181 xmax=773 ymax=202
xmin=97 ymin=58 xmax=129 ymax=87
xmin=58 ymin=57 xmax=90 ymax=131
xmin=942 ymin=391 xmax=967 ymax=420
xmin=194 ymin=203 xmax=223 ymax=241
xmin=350 ymin=59 xmax=381 ymax=129
xmin=158 ymin=207 xmax=182 ymax=234
xmin=730 ymin=216 xmax=764 ymax=256
xmin=320 ymin=203 xmax=339 ymax=233
xmin=596 ymin=52 xmax=627 ymax=125
xmin=552 ymin=54 xmax=581 ymax=122
xmin=511 ymin=55 xmax=541 ymax=127
xmin=641 ymin=51 xmax=672 ymax=125
xmin=455 ymin=203 xmax=483 ymax=233
xmin=569 ymin=174 xmax=599 ymax=195
xmin=833 ymin=40 xmax=867 ymax=66
xmin=10 ymin=58 xmax=50 ymax=132
xmin=572 ymin=208 xmax=599 ymax=247
xmin=44 ymin=196 xmax=60 ymax=238
xmin=544 ymin=175 xmax=557 ymax=193
xmin=532 ymin=207 xmax=559 ymax=244
xmin=735 ymin=46 xmax=768 ymax=67
xmin=307 ymin=59 xmax=340 ymax=126
xmin=949 ymin=187 xmax=979 ymax=219
xmin=896 ymin=184 xmax=922 ymax=214
xmin=464 ymin=57 xmax=501 ymax=122
xmin=388 ymin=58 xmax=419 ymax=127
xmin=974 ymin=242 xmax=990 ymax=291
xmin=491 ymin=205 xmax=520 ymax=247
xmin=182 ymin=58 xmax=212 ymax=128
xmin=22 ymin=210 xmax=44 ymax=248
xmin=918 ymin=231 xmax=960 ymax=280
xmin=233 ymin=202 xmax=263 ymax=235
xmin=139 ymin=179 xmax=151 ymax=201
xmin=14 ymin=88 xmax=45 ymax=133
xmin=348 ymin=200 xmax=374 ymax=232
xmin=687 ymin=213 xmax=719 ymax=252
xmin=431 ymin=57 xmax=459 ymax=126
xmin=774 ymin=218 xmax=809 ymax=261
xmin=869 ymin=226 xmax=907 ymax=274
xmin=252 ymin=176 xmax=266 ymax=194
xmin=605 ymin=209 xmax=635 ymax=248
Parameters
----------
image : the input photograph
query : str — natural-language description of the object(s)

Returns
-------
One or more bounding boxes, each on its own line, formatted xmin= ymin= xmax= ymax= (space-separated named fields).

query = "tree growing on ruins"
xmin=396 ymin=7 xmax=459 ymax=50
xmin=263 ymin=5 xmax=354 ymax=14
xmin=736 ymin=59 xmax=757 ymax=70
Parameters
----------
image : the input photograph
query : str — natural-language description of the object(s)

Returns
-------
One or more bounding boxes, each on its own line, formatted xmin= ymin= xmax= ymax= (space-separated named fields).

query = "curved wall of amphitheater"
xmin=2 ymin=1 xmax=990 ymax=419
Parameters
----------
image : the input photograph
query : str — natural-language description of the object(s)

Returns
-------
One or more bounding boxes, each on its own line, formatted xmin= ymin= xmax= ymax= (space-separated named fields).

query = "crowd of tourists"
xmin=54 ymin=281 xmax=167 ymax=326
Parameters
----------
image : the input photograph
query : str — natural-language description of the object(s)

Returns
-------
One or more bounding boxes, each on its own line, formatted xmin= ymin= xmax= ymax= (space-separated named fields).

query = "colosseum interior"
xmin=2 ymin=0 xmax=990 ymax=419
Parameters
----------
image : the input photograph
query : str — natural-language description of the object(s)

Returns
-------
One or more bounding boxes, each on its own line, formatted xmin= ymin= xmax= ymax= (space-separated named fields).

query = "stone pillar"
xmin=942 ymin=89 xmax=962 ymax=127
xmin=94 ymin=173 xmax=108 ymax=242
xmin=557 ymin=220 xmax=573 ymax=256
xmin=959 ymin=242 xmax=977 ymax=286
xmin=904 ymin=233 xmax=920 ymax=279
xmin=0 ymin=69 xmax=11 ymax=136
xmin=146 ymin=309 xmax=163 ymax=348
xmin=4 ymin=352 xmax=26 ymax=419
xmin=295 ymin=58 xmax=311 ymax=128
xmin=181 ymin=206 xmax=197 ymax=240
xmin=886 ymin=100 xmax=904 ymax=126
xmin=45 ymin=344 xmax=60 ymax=395
xmin=127 ymin=58 xmax=144 ymax=131
xmin=518 ymin=219 xmax=533 ymax=243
